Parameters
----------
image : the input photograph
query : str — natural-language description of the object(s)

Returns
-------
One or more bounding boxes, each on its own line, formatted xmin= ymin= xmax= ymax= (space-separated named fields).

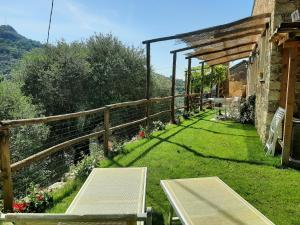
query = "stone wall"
xmin=248 ymin=0 xmax=300 ymax=143
xmin=228 ymin=60 xmax=247 ymax=97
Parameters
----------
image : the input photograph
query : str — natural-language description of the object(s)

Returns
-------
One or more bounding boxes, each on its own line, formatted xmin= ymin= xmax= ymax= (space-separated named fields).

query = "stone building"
xmin=247 ymin=0 xmax=300 ymax=143
xmin=228 ymin=60 xmax=248 ymax=97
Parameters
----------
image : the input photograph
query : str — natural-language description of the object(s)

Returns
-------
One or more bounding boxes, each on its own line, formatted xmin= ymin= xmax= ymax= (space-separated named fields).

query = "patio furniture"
xmin=1 ymin=167 xmax=152 ymax=225
xmin=161 ymin=177 xmax=274 ymax=225
xmin=265 ymin=107 xmax=285 ymax=156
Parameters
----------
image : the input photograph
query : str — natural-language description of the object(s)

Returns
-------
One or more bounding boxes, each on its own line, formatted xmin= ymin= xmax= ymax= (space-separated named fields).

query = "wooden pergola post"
xmin=200 ymin=62 xmax=204 ymax=111
xmin=145 ymin=42 xmax=151 ymax=126
xmin=103 ymin=107 xmax=110 ymax=156
xmin=184 ymin=71 xmax=187 ymax=111
xmin=282 ymin=42 xmax=299 ymax=166
xmin=187 ymin=58 xmax=192 ymax=112
xmin=0 ymin=128 xmax=13 ymax=212
xmin=171 ymin=52 xmax=177 ymax=123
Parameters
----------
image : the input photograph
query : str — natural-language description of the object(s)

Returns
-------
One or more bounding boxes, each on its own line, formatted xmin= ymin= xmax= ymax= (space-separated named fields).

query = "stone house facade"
xmin=247 ymin=0 xmax=300 ymax=143
xmin=228 ymin=60 xmax=247 ymax=97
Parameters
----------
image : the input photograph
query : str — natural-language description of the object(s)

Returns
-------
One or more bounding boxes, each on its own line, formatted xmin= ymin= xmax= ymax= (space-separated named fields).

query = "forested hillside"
xmin=0 ymin=25 xmax=41 ymax=78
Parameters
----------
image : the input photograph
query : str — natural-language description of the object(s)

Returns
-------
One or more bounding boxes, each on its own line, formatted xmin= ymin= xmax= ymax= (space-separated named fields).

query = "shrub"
xmin=70 ymin=143 xmax=103 ymax=181
xmin=183 ymin=111 xmax=191 ymax=119
xmin=240 ymin=95 xmax=256 ymax=124
xmin=152 ymin=120 xmax=165 ymax=131
xmin=109 ymin=139 xmax=127 ymax=156
xmin=13 ymin=184 xmax=53 ymax=213
xmin=138 ymin=125 xmax=150 ymax=138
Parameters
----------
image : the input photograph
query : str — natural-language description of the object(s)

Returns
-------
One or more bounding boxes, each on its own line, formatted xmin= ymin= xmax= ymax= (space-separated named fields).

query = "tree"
xmin=0 ymin=81 xmax=50 ymax=196
xmin=191 ymin=64 xmax=228 ymax=97
xmin=12 ymin=41 xmax=90 ymax=115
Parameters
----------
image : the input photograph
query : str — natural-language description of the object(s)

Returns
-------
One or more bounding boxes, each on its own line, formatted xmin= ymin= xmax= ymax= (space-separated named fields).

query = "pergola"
xmin=142 ymin=13 xmax=270 ymax=123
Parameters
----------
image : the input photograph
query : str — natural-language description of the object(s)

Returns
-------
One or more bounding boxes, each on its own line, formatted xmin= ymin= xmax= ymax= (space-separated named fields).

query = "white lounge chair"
xmin=1 ymin=167 xmax=152 ymax=225
xmin=265 ymin=107 xmax=285 ymax=156
xmin=161 ymin=177 xmax=274 ymax=225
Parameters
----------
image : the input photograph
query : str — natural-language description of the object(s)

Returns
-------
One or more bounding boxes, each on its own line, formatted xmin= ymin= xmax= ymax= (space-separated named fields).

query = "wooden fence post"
xmin=171 ymin=52 xmax=177 ymax=123
xmin=103 ymin=107 xmax=110 ymax=156
xmin=0 ymin=128 xmax=13 ymax=212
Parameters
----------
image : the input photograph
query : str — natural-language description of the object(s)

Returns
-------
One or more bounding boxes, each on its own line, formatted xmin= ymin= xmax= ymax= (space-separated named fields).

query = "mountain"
xmin=0 ymin=25 xmax=42 ymax=77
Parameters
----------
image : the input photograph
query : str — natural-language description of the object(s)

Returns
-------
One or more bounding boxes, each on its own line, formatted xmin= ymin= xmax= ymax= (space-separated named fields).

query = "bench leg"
xmin=146 ymin=207 xmax=152 ymax=225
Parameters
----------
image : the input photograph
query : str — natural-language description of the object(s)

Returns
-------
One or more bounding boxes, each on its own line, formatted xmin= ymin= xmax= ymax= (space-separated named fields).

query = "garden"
xmin=40 ymin=111 xmax=300 ymax=225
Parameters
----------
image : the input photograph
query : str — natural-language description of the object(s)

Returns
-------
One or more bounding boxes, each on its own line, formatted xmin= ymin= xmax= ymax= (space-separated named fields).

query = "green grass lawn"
xmin=49 ymin=111 xmax=300 ymax=225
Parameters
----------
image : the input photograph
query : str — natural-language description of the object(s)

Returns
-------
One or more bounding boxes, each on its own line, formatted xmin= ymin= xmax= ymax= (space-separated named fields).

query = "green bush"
xmin=70 ymin=143 xmax=103 ymax=181
xmin=240 ymin=95 xmax=256 ymax=124
xmin=152 ymin=120 xmax=166 ymax=131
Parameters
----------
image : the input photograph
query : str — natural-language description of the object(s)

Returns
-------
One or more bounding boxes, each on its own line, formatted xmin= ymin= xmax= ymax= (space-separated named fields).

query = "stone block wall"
xmin=248 ymin=0 xmax=300 ymax=143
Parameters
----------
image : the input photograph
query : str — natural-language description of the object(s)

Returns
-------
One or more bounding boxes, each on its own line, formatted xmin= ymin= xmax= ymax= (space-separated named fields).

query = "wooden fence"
xmin=0 ymin=94 xmax=200 ymax=212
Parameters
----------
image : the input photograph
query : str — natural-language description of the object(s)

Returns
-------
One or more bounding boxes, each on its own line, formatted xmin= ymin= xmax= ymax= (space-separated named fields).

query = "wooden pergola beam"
xmin=142 ymin=13 xmax=270 ymax=44
xmin=214 ymin=24 xmax=266 ymax=38
xmin=207 ymin=54 xmax=250 ymax=66
xmin=170 ymin=30 xmax=262 ymax=53
xmin=186 ymin=42 xmax=256 ymax=59
xmin=203 ymin=50 xmax=252 ymax=63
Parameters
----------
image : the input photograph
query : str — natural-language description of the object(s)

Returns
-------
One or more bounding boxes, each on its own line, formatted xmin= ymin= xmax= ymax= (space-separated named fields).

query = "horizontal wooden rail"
xmin=0 ymin=107 xmax=106 ymax=129
xmin=149 ymin=96 xmax=172 ymax=103
xmin=174 ymin=93 xmax=200 ymax=98
xmin=0 ymin=96 xmax=176 ymax=129
xmin=149 ymin=110 xmax=171 ymax=119
xmin=175 ymin=106 xmax=187 ymax=110
xmin=106 ymin=99 xmax=148 ymax=110
xmin=11 ymin=130 xmax=105 ymax=172
xmin=110 ymin=117 xmax=147 ymax=132
xmin=175 ymin=94 xmax=186 ymax=98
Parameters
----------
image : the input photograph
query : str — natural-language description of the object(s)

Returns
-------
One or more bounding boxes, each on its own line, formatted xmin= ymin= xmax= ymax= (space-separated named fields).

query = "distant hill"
xmin=0 ymin=25 xmax=42 ymax=77
xmin=151 ymin=72 xmax=185 ymax=97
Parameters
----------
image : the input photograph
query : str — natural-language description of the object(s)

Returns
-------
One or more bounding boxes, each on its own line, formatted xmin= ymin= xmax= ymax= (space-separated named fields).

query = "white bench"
xmin=1 ymin=167 xmax=152 ymax=225
xmin=161 ymin=177 xmax=274 ymax=225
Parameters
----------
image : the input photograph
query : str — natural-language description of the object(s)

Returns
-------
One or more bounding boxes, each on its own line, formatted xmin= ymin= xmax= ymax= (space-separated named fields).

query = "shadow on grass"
xmin=106 ymin=110 xmax=277 ymax=168
xmin=152 ymin=211 xmax=165 ymax=225
xmin=179 ymin=125 xmax=258 ymax=138
xmin=105 ymin=111 xmax=210 ymax=168
xmin=153 ymin=136 xmax=276 ymax=167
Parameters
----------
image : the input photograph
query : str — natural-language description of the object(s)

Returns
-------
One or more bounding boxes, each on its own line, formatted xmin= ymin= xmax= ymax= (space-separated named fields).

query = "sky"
xmin=0 ymin=0 xmax=254 ymax=79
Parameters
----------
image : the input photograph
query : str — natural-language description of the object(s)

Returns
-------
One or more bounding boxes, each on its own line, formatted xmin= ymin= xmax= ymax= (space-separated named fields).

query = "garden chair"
xmin=265 ymin=107 xmax=285 ymax=156
xmin=161 ymin=177 xmax=275 ymax=225
xmin=1 ymin=167 xmax=152 ymax=225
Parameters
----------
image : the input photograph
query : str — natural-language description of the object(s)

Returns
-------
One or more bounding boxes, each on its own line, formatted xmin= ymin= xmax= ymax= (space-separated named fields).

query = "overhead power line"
xmin=47 ymin=0 xmax=54 ymax=44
